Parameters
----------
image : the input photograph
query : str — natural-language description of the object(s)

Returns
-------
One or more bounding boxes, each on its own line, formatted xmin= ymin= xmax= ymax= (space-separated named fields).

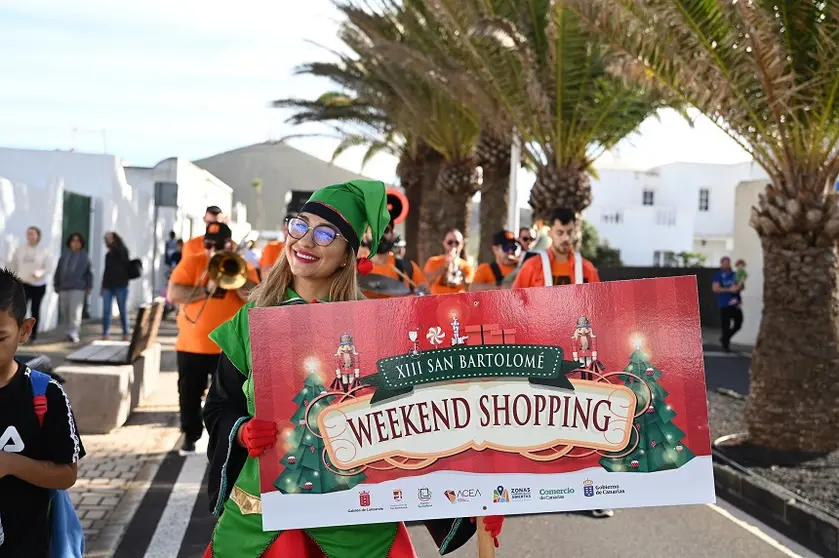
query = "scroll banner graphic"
xmin=319 ymin=378 xmax=637 ymax=469
xmin=366 ymin=345 xmax=580 ymax=403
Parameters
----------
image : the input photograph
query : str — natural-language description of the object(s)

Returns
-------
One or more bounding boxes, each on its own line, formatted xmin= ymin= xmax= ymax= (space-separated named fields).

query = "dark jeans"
xmin=176 ymin=351 xmax=221 ymax=443
xmin=22 ymin=283 xmax=46 ymax=340
xmin=719 ymin=306 xmax=743 ymax=349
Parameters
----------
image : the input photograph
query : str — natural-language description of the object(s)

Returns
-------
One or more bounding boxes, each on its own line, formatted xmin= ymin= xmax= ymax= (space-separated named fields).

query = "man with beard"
xmin=470 ymin=230 xmax=521 ymax=292
xmin=513 ymin=207 xmax=599 ymax=288
xmin=363 ymin=224 xmax=429 ymax=298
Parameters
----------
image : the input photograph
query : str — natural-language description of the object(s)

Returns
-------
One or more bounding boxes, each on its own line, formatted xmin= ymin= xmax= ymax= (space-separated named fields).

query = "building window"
xmin=642 ymin=190 xmax=654 ymax=206
xmin=601 ymin=211 xmax=623 ymax=224
xmin=699 ymin=188 xmax=710 ymax=211
xmin=653 ymin=250 xmax=677 ymax=267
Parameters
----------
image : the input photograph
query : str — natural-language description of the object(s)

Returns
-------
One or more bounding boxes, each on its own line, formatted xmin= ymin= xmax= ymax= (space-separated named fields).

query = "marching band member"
xmin=167 ymin=222 xmax=259 ymax=455
xmin=470 ymin=230 xmax=521 ymax=292
xmin=259 ymin=215 xmax=292 ymax=276
xmin=182 ymin=206 xmax=225 ymax=260
xmin=202 ymin=179 xmax=503 ymax=557
xmin=423 ymin=229 xmax=474 ymax=295
xmin=364 ymin=223 xmax=429 ymax=298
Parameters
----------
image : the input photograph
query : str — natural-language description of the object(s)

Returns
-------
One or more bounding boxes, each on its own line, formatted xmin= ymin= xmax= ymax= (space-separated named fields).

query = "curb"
xmin=713 ymin=461 xmax=839 ymax=557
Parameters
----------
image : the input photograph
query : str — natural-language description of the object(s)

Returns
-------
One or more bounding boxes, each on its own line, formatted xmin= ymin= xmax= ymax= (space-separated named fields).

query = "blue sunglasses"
xmin=287 ymin=217 xmax=348 ymax=247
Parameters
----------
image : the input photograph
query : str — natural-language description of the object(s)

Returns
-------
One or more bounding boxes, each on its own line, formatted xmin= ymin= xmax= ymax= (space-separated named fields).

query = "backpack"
xmin=489 ymin=263 xmax=505 ymax=286
xmin=127 ymin=259 xmax=143 ymax=280
xmin=28 ymin=370 xmax=85 ymax=558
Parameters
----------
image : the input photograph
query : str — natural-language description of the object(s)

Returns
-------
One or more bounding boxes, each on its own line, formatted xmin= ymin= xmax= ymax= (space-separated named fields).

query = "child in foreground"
xmin=0 ymin=268 xmax=86 ymax=557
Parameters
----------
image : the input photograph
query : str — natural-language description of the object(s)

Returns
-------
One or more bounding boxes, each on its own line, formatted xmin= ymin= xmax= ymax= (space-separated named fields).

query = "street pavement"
xmin=37 ymin=318 xmax=795 ymax=557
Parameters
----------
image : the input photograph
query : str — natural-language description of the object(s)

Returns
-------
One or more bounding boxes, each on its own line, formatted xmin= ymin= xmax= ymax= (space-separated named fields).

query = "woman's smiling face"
xmin=285 ymin=213 xmax=348 ymax=280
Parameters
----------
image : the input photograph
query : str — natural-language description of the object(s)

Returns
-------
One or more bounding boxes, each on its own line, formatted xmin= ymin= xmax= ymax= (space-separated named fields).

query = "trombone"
xmin=182 ymin=230 xmax=257 ymax=324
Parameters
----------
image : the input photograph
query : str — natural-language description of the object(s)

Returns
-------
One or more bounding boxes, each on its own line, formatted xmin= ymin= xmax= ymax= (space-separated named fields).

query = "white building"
xmin=0 ymin=148 xmax=242 ymax=333
xmin=585 ymin=161 xmax=768 ymax=266
xmin=732 ymin=179 xmax=767 ymax=346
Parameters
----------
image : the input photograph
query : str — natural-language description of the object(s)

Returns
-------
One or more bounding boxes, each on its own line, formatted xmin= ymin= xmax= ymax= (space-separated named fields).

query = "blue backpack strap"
xmin=29 ymin=369 xmax=50 ymax=397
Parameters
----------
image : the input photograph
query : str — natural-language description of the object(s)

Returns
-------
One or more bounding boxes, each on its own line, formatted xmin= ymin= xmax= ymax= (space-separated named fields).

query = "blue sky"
xmin=0 ymin=0 xmax=751 ymax=190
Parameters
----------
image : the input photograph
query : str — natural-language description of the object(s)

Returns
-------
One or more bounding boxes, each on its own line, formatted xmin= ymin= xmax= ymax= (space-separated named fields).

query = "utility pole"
xmin=507 ymin=130 xmax=522 ymax=232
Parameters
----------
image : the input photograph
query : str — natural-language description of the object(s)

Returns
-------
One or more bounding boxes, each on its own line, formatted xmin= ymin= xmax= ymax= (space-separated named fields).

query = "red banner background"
xmin=251 ymin=277 xmax=711 ymax=495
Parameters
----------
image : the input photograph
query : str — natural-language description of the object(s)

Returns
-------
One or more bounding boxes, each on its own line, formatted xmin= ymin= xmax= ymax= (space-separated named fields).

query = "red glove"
xmin=238 ymin=418 xmax=278 ymax=457
xmin=471 ymin=516 xmax=504 ymax=547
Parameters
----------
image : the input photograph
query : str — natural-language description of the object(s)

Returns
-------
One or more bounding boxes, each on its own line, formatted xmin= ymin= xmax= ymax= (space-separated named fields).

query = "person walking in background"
xmin=513 ymin=208 xmax=599 ymax=288
xmin=54 ymin=233 xmax=92 ymax=343
xmin=167 ymin=222 xmax=259 ymax=455
xmin=518 ymin=226 xmax=536 ymax=252
xmin=8 ymin=226 xmax=52 ymax=342
xmin=470 ymin=230 xmax=521 ymax=292
xmin=101 ymin=232 xmax=131 ymax=341
xmin=712 ymin=256 xmax=743 ymax=352
xmin=423 ymin=228 xmax=474 ymax=295
xmin=181 ymin=206 xmax=232 ymax=259
xmin=164 ymin=231 xmax=179 ymax=267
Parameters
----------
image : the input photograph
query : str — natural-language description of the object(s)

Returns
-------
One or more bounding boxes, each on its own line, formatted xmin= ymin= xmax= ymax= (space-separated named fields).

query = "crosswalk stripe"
xmin=143 ymin=439 xmax=209 ymax=558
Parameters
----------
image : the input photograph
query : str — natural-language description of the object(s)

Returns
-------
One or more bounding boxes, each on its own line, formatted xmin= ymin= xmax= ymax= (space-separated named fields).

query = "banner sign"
xmin=250 ymin=277 xmax=715 ymax=531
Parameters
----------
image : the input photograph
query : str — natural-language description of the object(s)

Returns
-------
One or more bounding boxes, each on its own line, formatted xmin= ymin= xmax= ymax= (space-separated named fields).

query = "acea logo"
xmin=492 ymin=486 xmax=510 ymax=503
xmin=583 ymin=479 xmax=595 ymax=498
xmin=444 ymin=488 xmax=482 ymax=504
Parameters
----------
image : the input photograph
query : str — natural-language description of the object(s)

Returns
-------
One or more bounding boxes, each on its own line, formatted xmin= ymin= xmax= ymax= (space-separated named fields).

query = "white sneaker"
xmin=591 ymin=509 xmax=614 ymax=518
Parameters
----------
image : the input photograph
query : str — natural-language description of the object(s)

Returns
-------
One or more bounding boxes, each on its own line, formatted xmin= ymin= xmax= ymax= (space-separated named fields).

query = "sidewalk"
xmin=25 ymin=317 xmax=184 ymax=557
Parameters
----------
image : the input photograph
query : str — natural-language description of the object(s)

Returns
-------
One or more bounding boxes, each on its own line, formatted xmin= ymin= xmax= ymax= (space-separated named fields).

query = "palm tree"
xmin=570 ymin=0 xmax=839 ymax=452
xmin=423 ymin=0 xmax=670 ymax=222
xmin=338 ymin=2 xmax=483 ymax=262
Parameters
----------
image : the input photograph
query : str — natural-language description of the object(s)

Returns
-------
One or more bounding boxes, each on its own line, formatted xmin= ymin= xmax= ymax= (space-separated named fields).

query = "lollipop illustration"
xmin=426 ymin=326 xmax=445 ymax=348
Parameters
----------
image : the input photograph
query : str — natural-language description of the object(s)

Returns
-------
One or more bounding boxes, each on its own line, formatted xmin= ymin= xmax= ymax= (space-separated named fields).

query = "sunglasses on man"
xmin=445 ymin=239 xmax=462 ymax=247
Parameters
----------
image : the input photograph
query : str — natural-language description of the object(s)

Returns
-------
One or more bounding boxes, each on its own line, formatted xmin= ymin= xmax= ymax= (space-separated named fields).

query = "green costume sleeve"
xmin=210 ymin=301 xmax=255 ymax=376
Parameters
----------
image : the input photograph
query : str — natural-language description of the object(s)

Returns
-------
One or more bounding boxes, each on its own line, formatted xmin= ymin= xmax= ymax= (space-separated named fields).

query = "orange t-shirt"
xmin=170 ymin=253 xmax=260 ymax=354
xmin=364 ymin=254 xmax=428 ymax=299
xmin=513 ymin=251 xmax=599 ymax=289
xmin=472 ymin=262 xmax=516 ymax=288
xmin=181 ymin=236 xmax=238 ymax=260
xmin=260 ymin=241 xmax=284 ymax=270
xmin=424 ymin=255 xmax=475 ymax=295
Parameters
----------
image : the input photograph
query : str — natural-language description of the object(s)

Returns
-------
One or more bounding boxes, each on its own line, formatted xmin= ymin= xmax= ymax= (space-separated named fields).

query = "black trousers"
xmin=177 ymin=351 xmax=221 ymax=442
xmin=23 ymin=283 xmax=46 ymax=340
xmin=719 ymin=306 xmax=743 ymax=349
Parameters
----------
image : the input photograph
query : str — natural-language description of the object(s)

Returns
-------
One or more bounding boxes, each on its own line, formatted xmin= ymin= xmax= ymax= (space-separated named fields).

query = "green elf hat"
xmin=298 ymin=179 xmax=390 ymax=274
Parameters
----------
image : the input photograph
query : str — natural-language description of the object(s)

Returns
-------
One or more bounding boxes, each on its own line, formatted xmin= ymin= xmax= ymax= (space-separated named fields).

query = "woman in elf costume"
xmin=202 ymin=179 xmax=504 ymax=557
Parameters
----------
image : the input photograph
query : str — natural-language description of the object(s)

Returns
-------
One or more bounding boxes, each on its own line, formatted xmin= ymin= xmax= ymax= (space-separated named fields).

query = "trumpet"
xmin=182 ymin=232 xmax=255 ymax=324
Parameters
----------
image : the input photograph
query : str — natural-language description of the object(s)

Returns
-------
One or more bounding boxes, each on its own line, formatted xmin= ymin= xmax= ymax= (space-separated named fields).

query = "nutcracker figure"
xmin=334 ymin=333 xmax=360 ymax=392
xmin=571 ymin=316 xmax=605 ymax=380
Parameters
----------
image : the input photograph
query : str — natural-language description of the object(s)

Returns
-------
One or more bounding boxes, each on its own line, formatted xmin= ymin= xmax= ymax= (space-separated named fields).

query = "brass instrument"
xmin=444 ymin=252 xmax=464 ymax=288
xmin=182 ymin=231 xmax=256 ymax=324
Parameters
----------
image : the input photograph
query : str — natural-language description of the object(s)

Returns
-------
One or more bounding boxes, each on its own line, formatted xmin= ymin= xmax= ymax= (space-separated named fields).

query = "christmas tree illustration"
xmin=274 ymin=366 xmax=366 ymax=494
xmin=600 ymin=340 xmax=695 ymax=473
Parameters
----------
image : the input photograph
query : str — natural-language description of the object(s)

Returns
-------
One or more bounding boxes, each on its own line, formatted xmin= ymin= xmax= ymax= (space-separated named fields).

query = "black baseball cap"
xmin=204 ymin=222 xmax=232 ymax=246
xmin=206 ymin=205 xmax=223 ymax=216
xmin=492 ymin=230 xmax=518 ymax=246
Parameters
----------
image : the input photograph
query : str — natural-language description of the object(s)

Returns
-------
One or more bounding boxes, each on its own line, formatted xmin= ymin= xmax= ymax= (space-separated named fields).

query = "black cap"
xmin=492 ymin=230 xmax=518 ymax=246
xmin=204 ymin=222 xmax=232 ymax=245
xmin=206 ymin=205 xmax=223 ymax=216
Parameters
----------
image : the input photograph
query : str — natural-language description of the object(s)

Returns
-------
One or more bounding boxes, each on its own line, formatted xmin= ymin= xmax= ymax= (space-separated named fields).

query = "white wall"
xmin=586 ymin=161 xmax=769 ymax=266
xmin=732 ymin=179 xmax=767 ymax=345
xmin=0 ymin=175 xmax=65 ymax=331
xmin=0 ymin=148 xmax=157 ymax=327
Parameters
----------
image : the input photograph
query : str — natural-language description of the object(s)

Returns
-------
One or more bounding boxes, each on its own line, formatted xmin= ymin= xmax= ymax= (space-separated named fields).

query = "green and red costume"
xmin=201 ymin=180 xmax=479 ymax=557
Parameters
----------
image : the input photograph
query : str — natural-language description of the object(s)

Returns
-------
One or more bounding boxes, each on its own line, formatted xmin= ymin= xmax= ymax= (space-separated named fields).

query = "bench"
xmin=55 ymin=298 xmax=166 ymax=434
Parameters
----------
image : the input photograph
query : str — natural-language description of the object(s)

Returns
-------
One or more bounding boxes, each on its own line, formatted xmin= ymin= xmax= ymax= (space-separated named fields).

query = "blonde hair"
xmin=250 ymin=247 xmax=362 ymax=307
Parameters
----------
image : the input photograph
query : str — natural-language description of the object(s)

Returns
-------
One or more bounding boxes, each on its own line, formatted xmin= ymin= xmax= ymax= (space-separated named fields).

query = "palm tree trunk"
xmin=529 ymin=163 xmax=593 ymax=221
xmin=476 ymin=133 xmax=511 ymax=264
xmin=744 ymin=188 xmax=839 ymax=452
xmin=419 ymin=159 xmax=479 ymax=263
